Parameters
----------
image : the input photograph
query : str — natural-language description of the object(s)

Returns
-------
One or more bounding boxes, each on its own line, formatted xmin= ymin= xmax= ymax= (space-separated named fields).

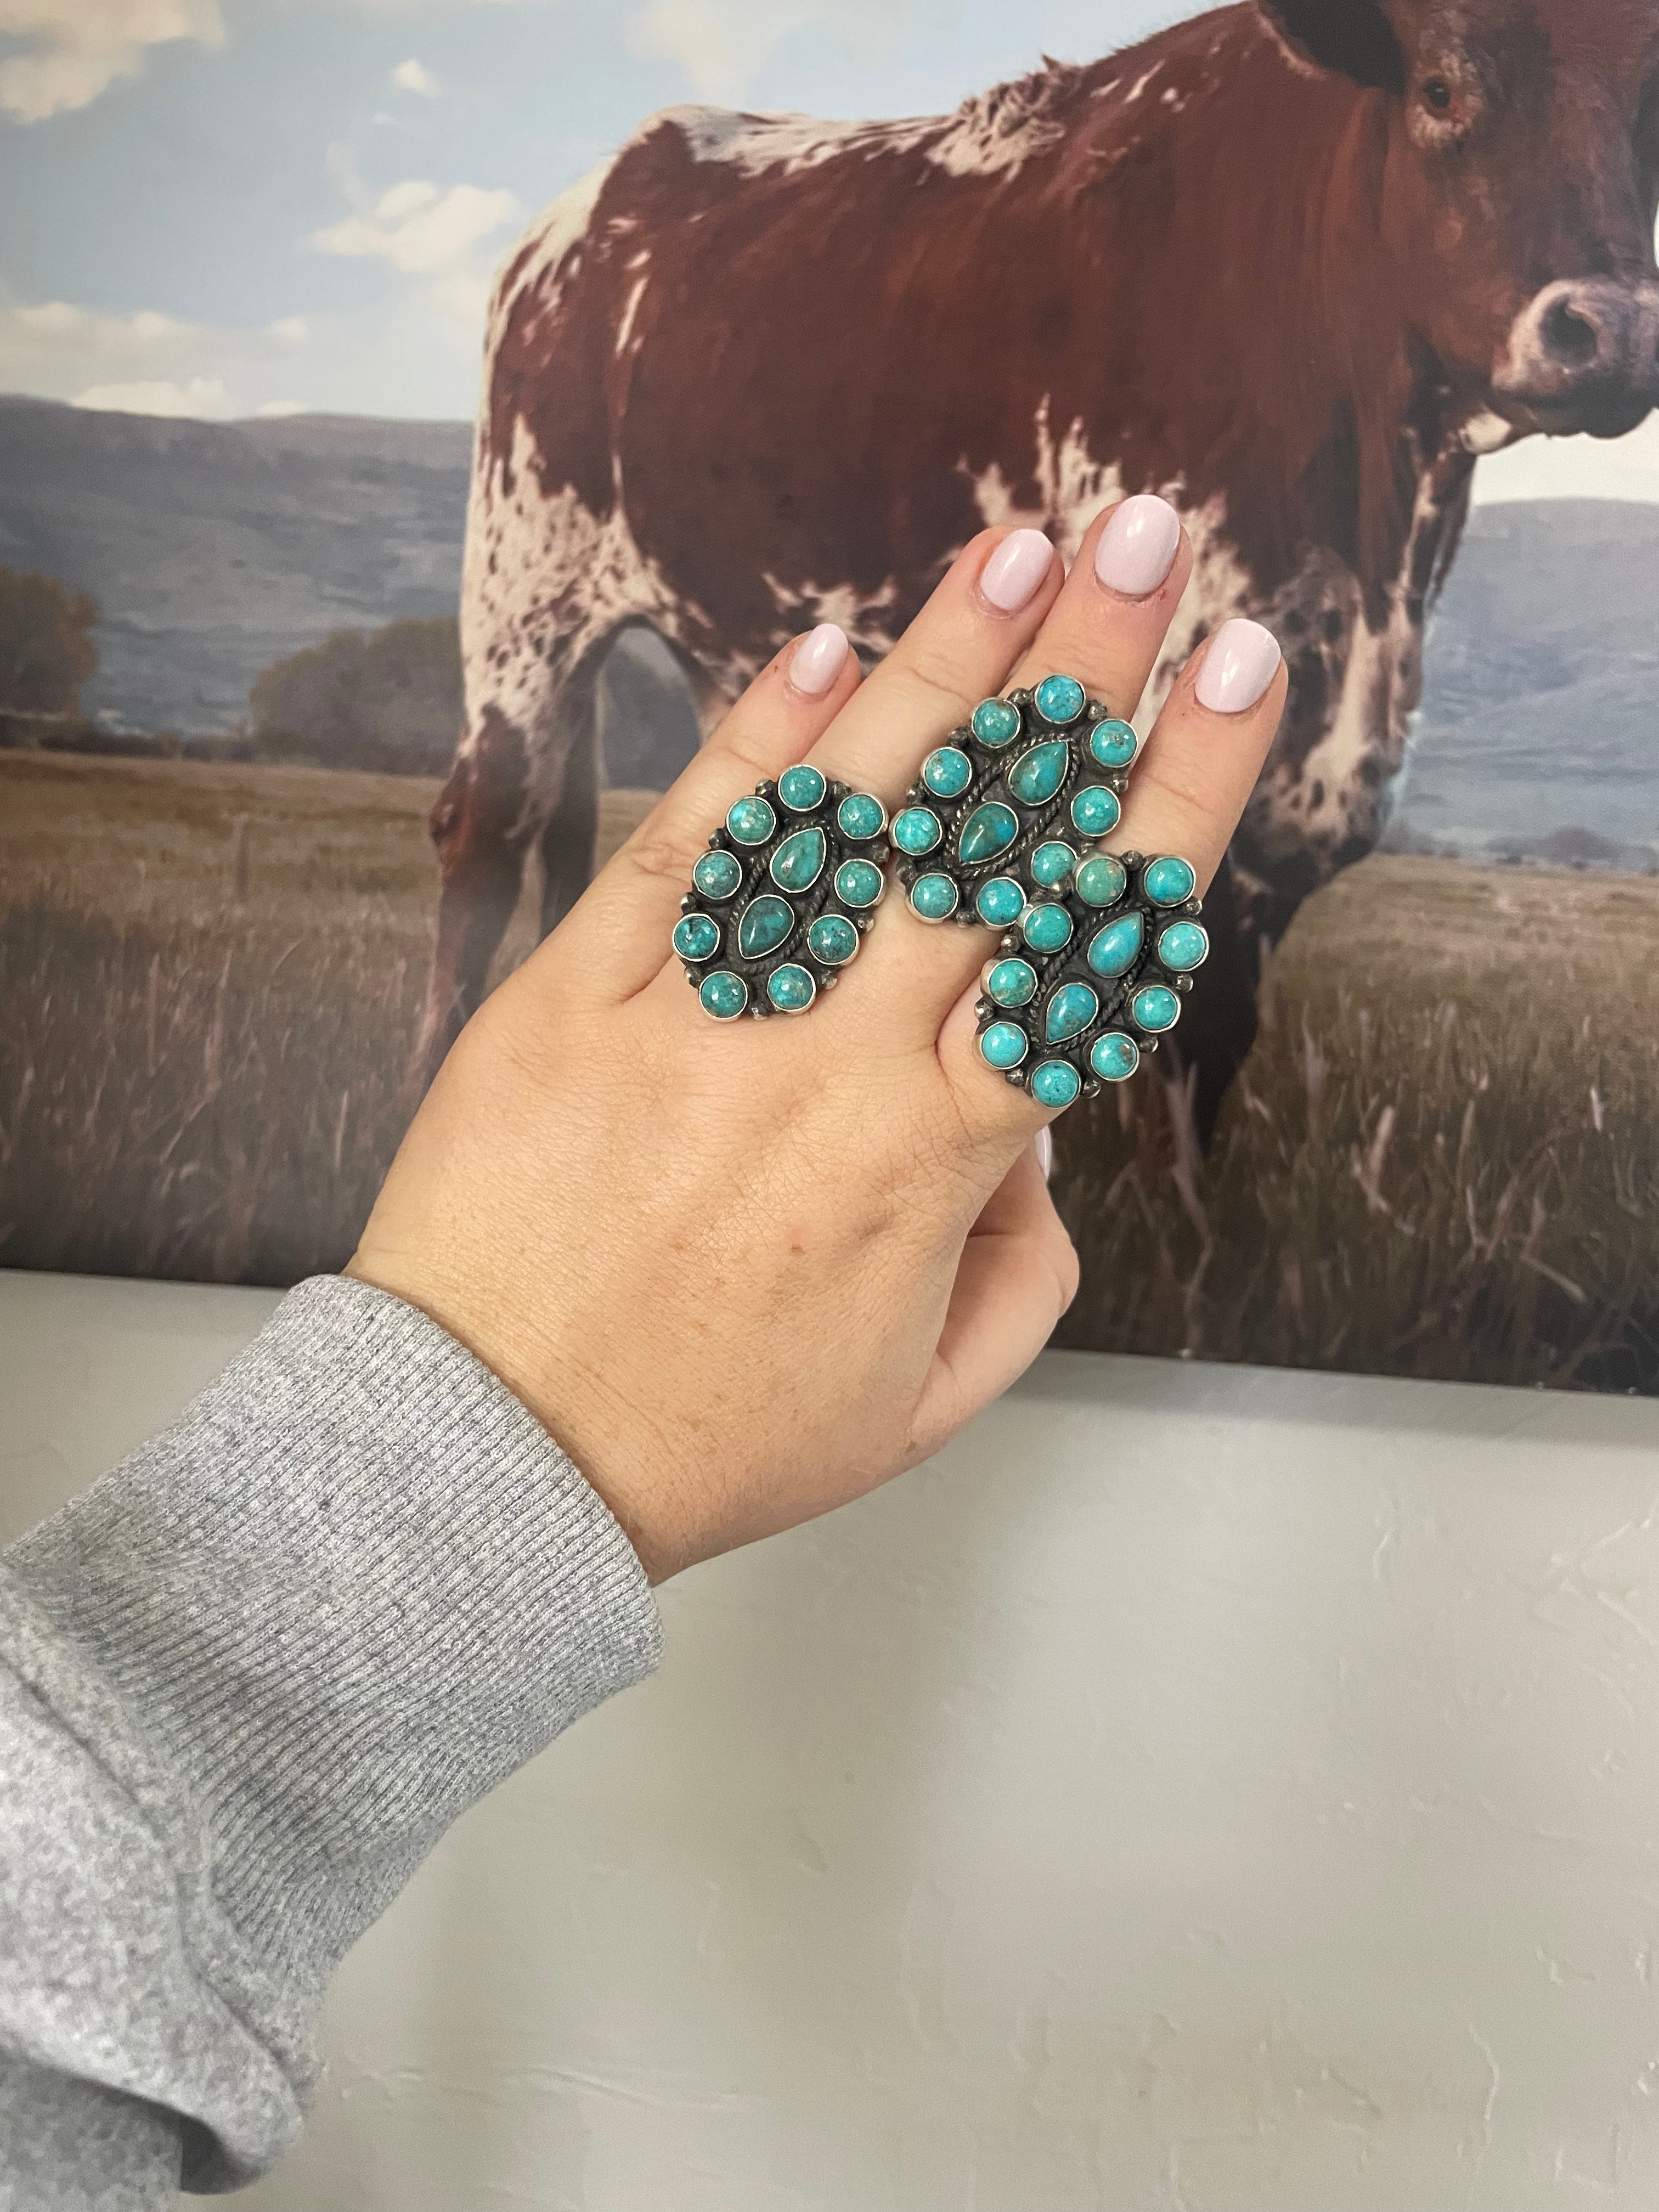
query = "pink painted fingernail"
xmin=1035 ymin=1126 xmax=1054 ymax=1180
xmin=1195 ymin=619 xmax=1282 ymax=714
xmin=1094 ymin=494 xmax=1182 ymax=600
xmin=979 ymin=528 xmax=1056 ymax=614
xmin=789 ymin=622 xmax=849 ymax=698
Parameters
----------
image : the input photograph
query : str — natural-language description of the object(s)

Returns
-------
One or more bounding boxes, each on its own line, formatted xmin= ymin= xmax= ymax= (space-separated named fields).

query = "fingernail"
xmin=1195 ymin=618 xmax=1282 ymax=714
xmin=789 ymin=622 xmax=849 ymax=698
xmin=1035 ymin=1126 xmax=1054 ymax=1180
xmin=1094 ymin=494 xmax=1181 ymax=600
xmin=979 ymin=528 xmax=1056 ymax=614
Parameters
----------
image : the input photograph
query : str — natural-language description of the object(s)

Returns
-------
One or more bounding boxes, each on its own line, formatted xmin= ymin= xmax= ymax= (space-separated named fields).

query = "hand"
xmin=348 ymin=504 xmax=1287 ymax=1581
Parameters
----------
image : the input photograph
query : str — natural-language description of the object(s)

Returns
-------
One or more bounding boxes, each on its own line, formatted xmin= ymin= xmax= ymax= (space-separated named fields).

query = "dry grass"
xmin=4 ymin=754 xmax=1657 ymax=1392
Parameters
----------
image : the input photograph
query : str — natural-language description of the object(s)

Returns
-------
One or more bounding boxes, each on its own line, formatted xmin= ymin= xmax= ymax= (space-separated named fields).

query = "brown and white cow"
xmin=420 ymin=0 xmax=1659 ymax=1133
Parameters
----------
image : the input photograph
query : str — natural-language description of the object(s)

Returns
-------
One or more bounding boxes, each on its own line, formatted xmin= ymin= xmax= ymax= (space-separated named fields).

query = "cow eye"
xmin=1422 ymin=76 xmax=1454 ymax=113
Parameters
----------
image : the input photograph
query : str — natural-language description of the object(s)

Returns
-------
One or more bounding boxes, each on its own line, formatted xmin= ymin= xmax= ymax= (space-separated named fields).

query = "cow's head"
xmin=1260 ymin=0 xmax=1659 ymax=441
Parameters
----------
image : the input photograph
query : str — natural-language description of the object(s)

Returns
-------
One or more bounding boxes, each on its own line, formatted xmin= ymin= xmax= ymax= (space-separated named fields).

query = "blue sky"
xmin=3 ymin=0 xmax=1657 ymax=499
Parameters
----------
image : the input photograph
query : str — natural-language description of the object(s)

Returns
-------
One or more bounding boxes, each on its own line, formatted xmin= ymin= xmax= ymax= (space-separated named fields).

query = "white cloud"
xmin=0 ymin=0 xmax=224 ymax=122
xmin=391 ymin=56 xmax=438 ymax=98
xmin=309 ymin=177 xmax=522 ymax=324
xmin=1472 ymin=411 xmax=1659 ymax=506
xmin=73 ymin=375 xmax=234 ymax=417
xmin=625 ymin=0 xmax=920 ymax=101
xmin=0 ymin=293 xmax=313 ymax=417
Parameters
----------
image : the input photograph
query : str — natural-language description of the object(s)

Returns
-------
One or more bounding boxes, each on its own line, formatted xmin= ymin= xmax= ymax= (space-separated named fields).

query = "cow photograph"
xmin=3 ymin=0 xmax=1659 ymax=1394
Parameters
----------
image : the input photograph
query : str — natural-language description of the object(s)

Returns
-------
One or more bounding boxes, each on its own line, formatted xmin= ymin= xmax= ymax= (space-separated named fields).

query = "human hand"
xmin=349 ymin=500 xmax=1287 ymax=1581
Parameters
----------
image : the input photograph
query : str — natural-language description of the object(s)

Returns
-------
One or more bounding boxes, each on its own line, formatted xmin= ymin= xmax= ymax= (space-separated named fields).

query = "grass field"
xmin=4 ymin=750 xmax=1658 ymax=1392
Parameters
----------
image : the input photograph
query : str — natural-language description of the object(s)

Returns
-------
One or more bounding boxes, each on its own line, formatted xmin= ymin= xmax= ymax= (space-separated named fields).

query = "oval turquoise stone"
xmin=958 ymin=802 xmax=1019 ymax=865
xmin=777 ymin=763 xmax=827 ymax=812
xmin=923 ymin=746 xmax=973 ymax=799
xmin=1007 ymin=740 xmax=1070 ymax=808
xmin=1144 ymin=855 xmax=1197 ymax=906
xmin=893 ymin=806 xmax=944 ymax=857
xmin=768 ymin=963 xmax=817 ymax=1013
xmin=673 ymin=913 xmax=720 ymax=963
xmin=988 ymin=958 xmax=1037 ymax=1009
xmin=980 ymin=1020 xmax=1030 ymax=1070
xmin=808 ymin=913 xmax=859 ymax=966
xmin=693 ymin=849 xmax=743 ymax=901
xmin=727 ymin=795 xmax=776 ymax=846
xmin=975 ymin=876 xmax=1026 ymax=927
xmin=1089 ymin=719 xmax=1138 ymax=770
xmin=970 ymin=697 xmax=1023 ymax=747
xmin=737 ymin=894 xmax=794 ymax=960
xmin=836 ymin=857 xmax=884 ymax=909
xmin=1070 ymin=785 xmax=1121 ymax=837
xmin=1031 ymin=1059 xmax=1082 ymax=1110
xmin=1022 ymin=901 xmax=1074 ymax=954
xmin=1133 ymin=983 xmax=1182 ymax=1033
xmin=1091 ymin=1031 xmax=1141 ymax=1083
xmin=1087 ymin=911 xmax=1145 ymax=978
xmin=1030 ymin=841 xmax=1076 ymax=888
xmin=699 ymin=970 xmax=748 ymax=1021
xmin=837 ymin=792 xmax=887 ymax=841
xmin=910 ymin=873 xmax=960 ymax=922
xmin=770 ymin=826 xmax=827 ymax=893
xmin=1035 ymin=674 xmax=1086 ymax=725
xmin=1075 ymin=854 xmax=1128 ymax=908
xmin=1158 ymin=921 xmax=1210 ymax=973
xmin=1045 ymin=981 xmax=1099 ymax=1043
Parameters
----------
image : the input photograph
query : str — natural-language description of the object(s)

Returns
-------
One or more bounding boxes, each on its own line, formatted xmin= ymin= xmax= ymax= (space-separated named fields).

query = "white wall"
xmin=5 ymin=1269 xmax=1659 ymax=2212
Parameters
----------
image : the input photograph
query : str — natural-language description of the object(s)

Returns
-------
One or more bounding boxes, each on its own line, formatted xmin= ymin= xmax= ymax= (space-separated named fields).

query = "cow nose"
xmin=1498 ymin=278 xmax=1659 ymax=432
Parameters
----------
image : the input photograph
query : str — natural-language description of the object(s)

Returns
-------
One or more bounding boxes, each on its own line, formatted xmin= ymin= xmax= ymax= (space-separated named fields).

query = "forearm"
xmin=0 ymin=1276 xmax=661 ymax=2204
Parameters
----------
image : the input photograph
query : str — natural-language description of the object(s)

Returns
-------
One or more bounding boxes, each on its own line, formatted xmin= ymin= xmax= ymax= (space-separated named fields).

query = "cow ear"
xmin=1257 ymin=0 xmax=1406 ymax=94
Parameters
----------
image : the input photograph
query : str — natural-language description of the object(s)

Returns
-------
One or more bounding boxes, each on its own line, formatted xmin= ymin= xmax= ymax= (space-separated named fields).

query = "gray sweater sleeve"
xmin=0 ymin=1274 xmax=663 ymax=2207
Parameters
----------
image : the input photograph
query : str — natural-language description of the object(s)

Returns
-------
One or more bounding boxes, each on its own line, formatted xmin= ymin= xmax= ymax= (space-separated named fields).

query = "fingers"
xmin=904 ymin=1141 xmax=1079 ymax=1466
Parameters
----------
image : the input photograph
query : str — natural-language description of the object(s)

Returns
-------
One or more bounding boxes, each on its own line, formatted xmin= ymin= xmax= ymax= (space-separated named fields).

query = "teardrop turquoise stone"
xmin=958 ymin=802 xmax=1019 ymax=865
xmin=1087 ymin=911 xmax=1145 ymax=979
xmin=738 ymin=894 xmax=794 ymax=959
xmin=1045 ymin=982 xmax=1099 ymax=1043
xmin=1007 ymin=740 xmax=1070 ymax=807
xmin=770 ymin=827 xmax=826 ymax=893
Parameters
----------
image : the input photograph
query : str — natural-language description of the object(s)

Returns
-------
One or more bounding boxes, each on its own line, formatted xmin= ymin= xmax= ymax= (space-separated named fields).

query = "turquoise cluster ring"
xmin=891 ymin=673 xmax=1140 ymax=926
xmin=675 ymin=765 xmax=890 ymax=1020
xmin=974 ymin=852 xmax=1210 ymax=1107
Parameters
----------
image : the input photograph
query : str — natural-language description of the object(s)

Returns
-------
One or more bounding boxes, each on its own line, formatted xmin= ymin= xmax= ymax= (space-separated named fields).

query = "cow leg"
xmin=538 ymin=659 xmax=602 ymax=939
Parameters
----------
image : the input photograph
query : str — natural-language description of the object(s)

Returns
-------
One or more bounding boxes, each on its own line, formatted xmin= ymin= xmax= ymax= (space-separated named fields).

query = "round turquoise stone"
xmin=970 ymin=697 xmax=1022 ymax=748
xmin=768 ymin=963 xmax=817 ymax=1014
xmin=1030 ymin=841 xmax=1077 ymax=888
xmin=1031 ymin=1059 xmax=1082 ymax=1110
xmin=1070 ymin=785 xmax=1121 ymax=838
xmin=1007 ymin=739 xmax=1070 ymax=808
xmin=738 ymin=894 xmax=795 ymax=960
xmin=727 ymin=795 xmax=776 ymax=846
xmin=770 ymin=826 xmax=827 ymax=893
xmin=910 ymin=873 xmax=960 ymax=922
xmin=837 ymin=792 xmax=887 ymax=841
xmin=673 ymin=913 xmax=720 ymax=963
xmin=693 ymin=849 xmax=743 ymax=901
xmin=1132 ymin=983 xmax=1182 ymax=1034
xmin=1075 ymin=854 xmax=1128 ymax=909
xmin=980 ymin=1020 xmax=1030 ymax=1071
xmin=1035 ymin=674 xmax=1086 ymax=725
xmin=957 ymin=802 xmax=1019 ymax=866
xmin=808 ymin=913 xmax=860 ymax=966
xmin=1022 ymin=901 xmax=1074 ymax=954
xmin=1087 ymin=911 xmax=1145 ymax=978
xmin=893 ymin=806 xmax=944 ymax=857
xmin=1045 ymin=981 xmax=1099 ymax=1043
xmin=1144 ymin=855 xmax=1197 ymax=907
xmin=1089 ymin=719 xmax=1138 ymax=770
xmin=1158 ymin=921 xmax=1210 ymax=973
xmin=1091 ymin=1031 xmax=1141 ymax=1083
xmin=777 ymin=763 xmax=827 ymax=812
xmin=988 ymin=958 xmax=1037 ymax=1009
xmin=836 ymin=857 xmax=884 ymax=909
xmin=922 ymin=746 xmax=973 ymax=799
xmin=975 ymin=876 xmax=1026 ymax=927
xmin=700 ymin=970 xmax=748 ymax=1021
